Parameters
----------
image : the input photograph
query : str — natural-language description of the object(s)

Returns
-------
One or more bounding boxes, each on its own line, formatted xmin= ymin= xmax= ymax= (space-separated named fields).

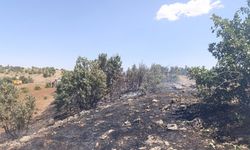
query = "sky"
xmin=0 ymin=0 xmax=247 ymax=70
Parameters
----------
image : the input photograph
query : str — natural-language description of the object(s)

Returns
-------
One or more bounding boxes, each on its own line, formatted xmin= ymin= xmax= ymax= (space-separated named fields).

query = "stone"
xmin=150 ymin=146 xmax=161 ymax=150
xmin=162 ymin=104 xmax=171 ymax=112
xmin=100 ymin=129 xmax=115 ymax=140
xmin=48 ymin=118 xmax=55 ymax=126
xmin=123 ymin=120 xmax=132 ymax=127
xmin=167 ymin=124 xmax=178 ymax=131
xmin=152 ymin=99 xmax=159 ymax=103
xmin=20 ymin=136 xmax=32 ymax=143
xmin=154 ymin=120 xmax=164 ymax=127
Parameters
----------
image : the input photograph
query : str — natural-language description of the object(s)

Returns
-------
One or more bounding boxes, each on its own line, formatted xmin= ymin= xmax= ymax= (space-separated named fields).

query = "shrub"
xmin=19 ymin=76 xmax=34 ymax=84
xmin=0 ymin=82 xmax=35 ymax=138
xmin=100 ymin=54 xmax=123 ymax=99
xmin=189 ymin=1 xmax=250 ymax=105
xmin=55 ymin=57 xmax=107 ymax=112
xmin=44 ymin=96 xmax=48 ymax=100
xmin=45 ymin=82 xmax=53 ymax=88
xmin=34 ymin=85 xmax=41 ymax=91
xmin=43 ymin=67 xmax=56 ymax=78
xmin=0 ymin=77 xmax=15 ymax=84
xmin=20 ymin=87 xmax=29 ymax=94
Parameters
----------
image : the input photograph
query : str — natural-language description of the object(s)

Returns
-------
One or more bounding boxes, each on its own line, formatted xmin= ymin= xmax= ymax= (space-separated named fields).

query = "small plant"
xmin=34 ymin=85 xmax=41 ymax=91
xmin=44 ymin=96 xmax=48 ymax=100
xmin=20 ymin=87 xmax=29 ymax=93
xmin=45 ymin=82 xmax=53 ymax=88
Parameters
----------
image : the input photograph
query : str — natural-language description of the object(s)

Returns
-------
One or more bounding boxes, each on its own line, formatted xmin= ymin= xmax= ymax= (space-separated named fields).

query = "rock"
xmin=67 ymin=116 xmax=75 ymax=122
xmin=20 ymin=136 xmax=32 ymax=143
xmin=172 ymin=84 xmax=184 ymax=90
xmin=146 ymin=135 xmax=170 ymax=147
xmin=48 ymin=118 xmax=55 ymax=126
xmin=128 ymin=99 xmax=133 ymax=102
xmin=123 ymin=120 xmax=132 ymax=127
xmin=179 ymin=127 xmax=187 ymax=131
xmin=167 ymin=124 xmax=178 ymax=131
xmin=150 ymin=146 xmax=161 ymax=150
xmin=100 ymin=129 xmax=115 ymax=140
xmin=38 ymin=127 xmax=46 ymax=133
xmin=55 ymin=120 xmax=64 ymax=127
xmin=152 ymin=99 xmax=159 ymax=103
xmin=154 ymin=120 xmax=164 ymax=127
xmin=80 ymin=111 xmax=85 ymax=116
xmin=179 ymin=105 xmax=187 ymax=110
xmin=133 ymin=117 xmax=142 ymax=124
xmin=74 ymin=114 xmax=79 ymax=119
xmin=162 ymin=104 xmax=171 ymax=112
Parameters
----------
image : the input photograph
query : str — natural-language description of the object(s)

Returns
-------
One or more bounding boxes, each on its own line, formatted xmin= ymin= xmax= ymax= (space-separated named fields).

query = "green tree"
xmin=142 ymin=64 xmax=165 ymax=93
xmin=106 ymin=55 xmax=123 ymax=99
xmin=0 ymin=82 xmax=35 ymax=138
xmin=189 ymin=1 xmax=250 ymax=104
xmin=55 ymin=57 xmax=106 ymax=112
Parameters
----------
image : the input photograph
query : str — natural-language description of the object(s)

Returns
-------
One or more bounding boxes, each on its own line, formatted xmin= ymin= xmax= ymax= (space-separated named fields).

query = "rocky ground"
xmin=0 ymin=79 xmax=249 ymax=150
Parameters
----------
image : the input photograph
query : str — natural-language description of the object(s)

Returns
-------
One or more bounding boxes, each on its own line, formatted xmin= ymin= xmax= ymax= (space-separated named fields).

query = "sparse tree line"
xmin=0 ymin=76 xmax=34 ymax=85
xmin=55 ymin=54 xmax=189 ymax=113
xmin=0 ymin=65 xmax=56 ymax=78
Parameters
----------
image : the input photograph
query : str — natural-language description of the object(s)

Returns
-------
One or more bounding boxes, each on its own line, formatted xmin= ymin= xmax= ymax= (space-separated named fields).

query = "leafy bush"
xmin=55 ymin=57 xmax=107 ymax=112
xmin=45 ymin=82 xmax=53 ymax=88
xmin=0 ymin=82 xmax=35 ymax=138
xmin=0 ymin=77 xmax=15 ymax=84
xmin=43 ymin=67 xmax=56 ymax=78
xmin=189 ymin=2 xmax=250 ymax=105
xmin=98 ymin=54 xmax=123 ymax=99
xmin=34 ymin=85 xmax=41 ymax=91
xmin=19 ymin=76 xmax=34 ymax=84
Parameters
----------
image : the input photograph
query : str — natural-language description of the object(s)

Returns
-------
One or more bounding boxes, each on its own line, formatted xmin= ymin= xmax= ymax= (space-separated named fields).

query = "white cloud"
xmin=156 ymin=0 xmax=223 ymax=21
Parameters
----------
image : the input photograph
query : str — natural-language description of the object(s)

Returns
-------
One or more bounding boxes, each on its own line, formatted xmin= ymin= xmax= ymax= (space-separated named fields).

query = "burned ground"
xmin=1 ymin=87 xmax=249 ymax=150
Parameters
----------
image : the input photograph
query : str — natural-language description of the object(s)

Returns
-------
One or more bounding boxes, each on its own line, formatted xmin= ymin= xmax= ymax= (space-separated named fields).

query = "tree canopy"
xmin=189 ymin=1 xmax=250 ymax=104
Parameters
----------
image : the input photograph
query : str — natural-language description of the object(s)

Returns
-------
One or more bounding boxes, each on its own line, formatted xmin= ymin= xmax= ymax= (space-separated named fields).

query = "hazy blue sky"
xmin=0 ymin=0 xmax=246 ymax=69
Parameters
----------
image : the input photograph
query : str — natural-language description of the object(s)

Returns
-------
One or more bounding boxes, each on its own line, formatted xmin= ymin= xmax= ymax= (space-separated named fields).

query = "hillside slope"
xmin=1 ymin=88 xmax=247 ymax=150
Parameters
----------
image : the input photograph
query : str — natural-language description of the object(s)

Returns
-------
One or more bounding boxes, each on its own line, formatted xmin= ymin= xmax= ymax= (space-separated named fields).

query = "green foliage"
xmin=0 ymin=82 xmax=35 ymax=138
xmin=45 ymin=82 xmax=53 ymax=88
xmin=97 ymin=54 xmax=123 ymax=99
xmin=189 ymin=2 xmax=250 ymax=104
xmin=55 ymin=57 xmax=107 ymax=112
xmin=0 ymin=65 xmax=25 ymax=74
xmin=43 ymin=67 xmax=56 ymax=78
xmin=0 ymin=77 xmax=15 ymax=84
xmin=19 ymin=76 xmax=34 ymax=84
xmin=106 ymin=55 xmax=123 ymax=98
